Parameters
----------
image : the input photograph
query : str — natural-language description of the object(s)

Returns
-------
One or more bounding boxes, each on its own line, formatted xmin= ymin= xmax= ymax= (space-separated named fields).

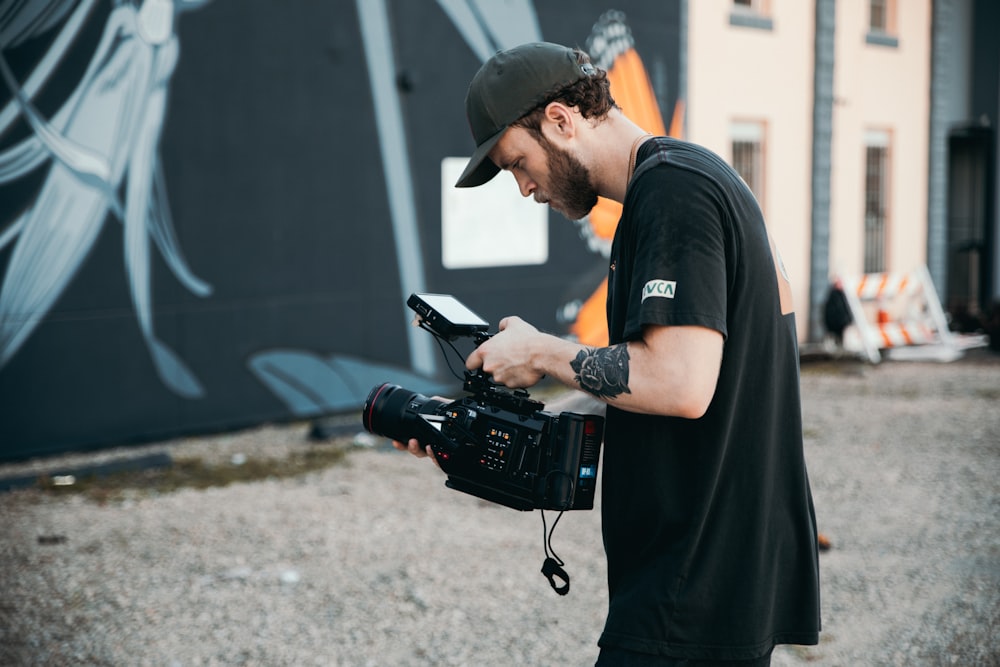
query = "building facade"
xmin=686 ymin=0 xmax=998 ymax=343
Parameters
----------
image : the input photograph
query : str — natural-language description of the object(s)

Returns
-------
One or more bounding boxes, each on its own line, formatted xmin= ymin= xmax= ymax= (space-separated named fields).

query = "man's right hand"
xmin=392 ymin=439 xmax=441 ymax=468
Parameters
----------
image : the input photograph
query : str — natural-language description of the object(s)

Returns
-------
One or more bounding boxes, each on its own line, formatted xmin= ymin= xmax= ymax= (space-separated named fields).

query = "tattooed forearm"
xmin=570 ymin=344 xmax=632 ymax=400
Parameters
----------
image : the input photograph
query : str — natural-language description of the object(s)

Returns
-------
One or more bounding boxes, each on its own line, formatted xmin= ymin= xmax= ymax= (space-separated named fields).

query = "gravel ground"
xmin=1 ymin=349 xmax=998 ymax=666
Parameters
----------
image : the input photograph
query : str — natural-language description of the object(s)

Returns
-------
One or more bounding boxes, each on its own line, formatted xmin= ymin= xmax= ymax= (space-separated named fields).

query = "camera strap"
xmin=540 ymin=509 xmax=571 ymax=595
xmin=541 ymin=556 xmax=570 ymax=595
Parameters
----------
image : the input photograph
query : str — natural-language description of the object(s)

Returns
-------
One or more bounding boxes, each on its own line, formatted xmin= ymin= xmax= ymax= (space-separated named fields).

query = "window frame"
xmin=730 ymin=119 xmax=768 ymax=215
xmin=863 ymin=129 xmax=893 ymax=274
xmin=866 ymin=0 xmax=899 ymax=48
xmin=729 ymin=0 xmax=774 ymax=31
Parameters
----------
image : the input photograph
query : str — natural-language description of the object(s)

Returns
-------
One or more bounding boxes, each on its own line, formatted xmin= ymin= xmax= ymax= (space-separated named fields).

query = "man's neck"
xmin=586 ymin=111 xmax=654 ymax=203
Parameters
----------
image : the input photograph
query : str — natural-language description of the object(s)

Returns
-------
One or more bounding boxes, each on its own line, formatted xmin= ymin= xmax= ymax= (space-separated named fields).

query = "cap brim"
xmin=455 ymin=128 xmax=505 ymax=188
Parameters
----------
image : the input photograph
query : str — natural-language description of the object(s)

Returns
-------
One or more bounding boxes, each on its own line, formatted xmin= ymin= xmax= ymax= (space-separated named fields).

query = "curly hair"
xmin=512 ymin=48 xmax=618 ymax=140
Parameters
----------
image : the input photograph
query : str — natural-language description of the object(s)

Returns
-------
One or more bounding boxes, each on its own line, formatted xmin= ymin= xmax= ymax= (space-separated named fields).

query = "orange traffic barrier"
xmin=838 ymin=266 xmax=985 ymax=362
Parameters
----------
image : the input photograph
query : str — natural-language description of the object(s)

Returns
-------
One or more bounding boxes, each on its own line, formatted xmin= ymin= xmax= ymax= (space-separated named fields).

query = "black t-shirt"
xmin=598 ymin=137 xmax=821 ymax=660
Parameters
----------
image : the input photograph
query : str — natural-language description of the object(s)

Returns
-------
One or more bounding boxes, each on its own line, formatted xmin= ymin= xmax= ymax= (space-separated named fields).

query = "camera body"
xmin=362 ymin=294 xmax=604 ymax=512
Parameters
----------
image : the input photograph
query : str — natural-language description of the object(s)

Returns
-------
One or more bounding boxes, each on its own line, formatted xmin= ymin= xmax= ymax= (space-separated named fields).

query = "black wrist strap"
xmin=541 ymin=557 xmax=570 ymax=595
xmin=540 ymin=509 xmax=571 ymax=595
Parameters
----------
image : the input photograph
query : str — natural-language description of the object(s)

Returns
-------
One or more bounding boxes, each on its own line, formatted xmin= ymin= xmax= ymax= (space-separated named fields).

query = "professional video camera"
xmin=363 ymin=293 xmax=604 ymax=513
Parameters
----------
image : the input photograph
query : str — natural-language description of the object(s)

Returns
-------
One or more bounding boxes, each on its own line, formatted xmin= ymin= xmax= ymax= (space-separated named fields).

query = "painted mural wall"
xmin=0 ymin=0 xmax=681 ymax=460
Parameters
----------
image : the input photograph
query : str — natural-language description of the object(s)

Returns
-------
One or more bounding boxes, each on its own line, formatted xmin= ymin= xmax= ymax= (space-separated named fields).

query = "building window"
xmin=864 ymin=130 xmax=891 ymax=273
xmin=869 ymin=0 xmax=891 ymax=31
xmin=731 ymin=121 xmax=766 ymax=208
xmin=730 ymin=0 xmax=773 ymax=31
xmin=866 ymin=0 xmax=898 ymax=47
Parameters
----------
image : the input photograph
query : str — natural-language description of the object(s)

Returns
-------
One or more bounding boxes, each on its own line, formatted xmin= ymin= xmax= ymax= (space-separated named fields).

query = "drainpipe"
xmin=809 ymin=0 xmax=836 ymax=342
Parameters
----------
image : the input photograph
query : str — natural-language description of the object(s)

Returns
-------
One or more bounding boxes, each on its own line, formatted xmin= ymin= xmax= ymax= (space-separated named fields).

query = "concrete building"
xmin=685 ymin=0 xmax=998 ymax=343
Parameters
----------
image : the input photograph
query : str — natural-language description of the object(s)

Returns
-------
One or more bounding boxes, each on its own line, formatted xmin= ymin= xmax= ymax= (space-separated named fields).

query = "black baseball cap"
xmin=455 ymin=42 xmax=596 ymax=188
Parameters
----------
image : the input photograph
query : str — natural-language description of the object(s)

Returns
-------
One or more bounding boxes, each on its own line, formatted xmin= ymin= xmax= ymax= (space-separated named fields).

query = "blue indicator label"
xmin=579 ymin=465 xmax=596 ymax=479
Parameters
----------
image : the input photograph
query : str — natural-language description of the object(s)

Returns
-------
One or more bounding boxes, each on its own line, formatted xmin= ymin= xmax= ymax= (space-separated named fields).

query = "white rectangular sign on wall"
xmin=440 ymin=157 xmax=548 ymax=269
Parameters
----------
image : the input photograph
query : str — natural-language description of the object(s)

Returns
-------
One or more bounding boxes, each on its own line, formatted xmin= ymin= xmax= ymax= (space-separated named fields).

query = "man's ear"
xmin=542 ymin=102 xmax=576 ymax=139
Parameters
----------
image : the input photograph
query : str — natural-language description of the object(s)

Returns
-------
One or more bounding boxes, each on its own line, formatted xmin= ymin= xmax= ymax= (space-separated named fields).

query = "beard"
xmin=542 ymin=140 xmax=599 ymax=221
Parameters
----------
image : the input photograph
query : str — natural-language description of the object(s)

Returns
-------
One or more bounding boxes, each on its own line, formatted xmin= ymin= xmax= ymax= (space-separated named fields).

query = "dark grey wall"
xmin=0 ymin=0 xmax=680 ymax=460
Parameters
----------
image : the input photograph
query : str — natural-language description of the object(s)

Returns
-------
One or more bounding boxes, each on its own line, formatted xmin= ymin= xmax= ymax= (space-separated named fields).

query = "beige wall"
xmin=829 ymin=1 xmax=931 ymax=278
xmin=686 ymin=0 xmax=932 ymax=340
xmin=687 ymin=0 xmax=816 ymax=337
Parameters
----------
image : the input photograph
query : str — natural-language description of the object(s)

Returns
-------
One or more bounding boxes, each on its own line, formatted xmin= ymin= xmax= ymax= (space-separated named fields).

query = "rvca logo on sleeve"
xmin=642 ymin=279 xmax=676 ymax=302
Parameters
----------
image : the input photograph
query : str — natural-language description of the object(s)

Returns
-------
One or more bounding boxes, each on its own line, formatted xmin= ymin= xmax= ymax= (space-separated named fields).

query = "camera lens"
xmin=362 ymin=383 xmax=447 ymax=443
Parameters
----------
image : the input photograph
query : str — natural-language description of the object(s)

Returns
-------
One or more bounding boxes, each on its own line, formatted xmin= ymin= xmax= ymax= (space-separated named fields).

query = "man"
xmin=397 ymin=41 xmax=820 ymax=666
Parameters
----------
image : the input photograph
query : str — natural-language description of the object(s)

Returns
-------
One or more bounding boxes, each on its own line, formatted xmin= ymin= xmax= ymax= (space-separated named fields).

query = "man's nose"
xmin=515 ymin=173 xmax=535 ymax=198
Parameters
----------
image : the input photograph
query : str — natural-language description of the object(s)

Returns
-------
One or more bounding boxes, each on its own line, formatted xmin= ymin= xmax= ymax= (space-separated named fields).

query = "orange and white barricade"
xmin=839 ymin=265 xmax=986 ymax=363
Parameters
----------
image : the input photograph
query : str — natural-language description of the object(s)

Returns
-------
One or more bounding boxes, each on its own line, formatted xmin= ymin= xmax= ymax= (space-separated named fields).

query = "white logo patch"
xmin=642 ymin=279 xmax=676 ymax=302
